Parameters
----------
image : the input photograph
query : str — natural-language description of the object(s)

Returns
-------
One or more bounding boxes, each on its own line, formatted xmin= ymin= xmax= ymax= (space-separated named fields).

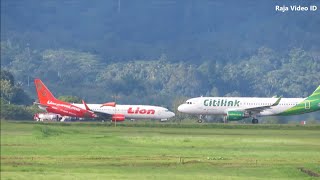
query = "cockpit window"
xmin=186 ymin=101 xmax=192 ymax=104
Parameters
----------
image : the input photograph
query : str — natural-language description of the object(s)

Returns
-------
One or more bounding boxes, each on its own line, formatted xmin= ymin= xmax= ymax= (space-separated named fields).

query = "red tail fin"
xmin=34 ymin=79 xmax=57 ymax=104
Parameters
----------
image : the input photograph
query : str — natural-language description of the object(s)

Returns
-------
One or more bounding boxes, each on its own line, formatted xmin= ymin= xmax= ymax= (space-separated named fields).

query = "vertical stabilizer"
xmin=307 ymin=86 xmax=320 ymax=99
xmin=34 ymin=79 xmax=57 ymax=104
xmin=311 ymin=86 xmax=320 ymax=98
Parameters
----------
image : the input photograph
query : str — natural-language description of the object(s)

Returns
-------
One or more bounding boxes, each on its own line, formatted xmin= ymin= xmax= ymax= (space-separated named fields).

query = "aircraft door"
xmin=305 ymin=100 xmax=310 ymax=109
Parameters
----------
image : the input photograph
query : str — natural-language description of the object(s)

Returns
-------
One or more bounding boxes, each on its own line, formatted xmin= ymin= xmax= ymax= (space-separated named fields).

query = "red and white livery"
xmin=73 ymin=103 xmax=175 ymax=122
xmin=34 ymin=79 xmax=175 ymax=122
xmin=34 ymin=79 xmax=97 ymax=120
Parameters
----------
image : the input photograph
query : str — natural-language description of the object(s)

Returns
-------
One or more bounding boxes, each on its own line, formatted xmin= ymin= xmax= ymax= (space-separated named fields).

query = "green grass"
xmin=1 ymin=121 xmax=320 ymax=179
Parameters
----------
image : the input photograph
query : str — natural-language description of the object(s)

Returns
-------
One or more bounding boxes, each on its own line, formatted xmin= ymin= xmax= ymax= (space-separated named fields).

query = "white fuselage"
xmin=73 ymin=104 xmax=175 ymax=120
xmin=178 ymin=97 xmax=306 ymax=117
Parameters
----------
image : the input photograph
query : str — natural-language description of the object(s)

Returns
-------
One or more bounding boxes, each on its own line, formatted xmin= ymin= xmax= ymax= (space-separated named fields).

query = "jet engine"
xmin=225 ymin=111 xmax=249 ymax=121
xmin=111 ymin=114 xmax=125 ymax=121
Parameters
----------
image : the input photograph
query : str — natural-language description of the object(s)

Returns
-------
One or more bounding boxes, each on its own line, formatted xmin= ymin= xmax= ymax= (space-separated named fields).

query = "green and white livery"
xmin=178 ymin=86 xmax=320 ymax=124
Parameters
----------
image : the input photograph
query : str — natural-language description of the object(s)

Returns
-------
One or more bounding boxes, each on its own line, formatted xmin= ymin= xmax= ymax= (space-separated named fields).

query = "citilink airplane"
xmin=178 ymin=86 xmax=320 ymax=124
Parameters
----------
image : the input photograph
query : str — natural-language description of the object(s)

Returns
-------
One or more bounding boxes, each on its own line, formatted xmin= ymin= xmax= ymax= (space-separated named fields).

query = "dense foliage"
xmin=1 ymin=70 xmax=41 ymax=120
xmin=1 ymin=70 xmax=32 ymax=105
xmin=2 ymin=1 xmax=320 ymax=63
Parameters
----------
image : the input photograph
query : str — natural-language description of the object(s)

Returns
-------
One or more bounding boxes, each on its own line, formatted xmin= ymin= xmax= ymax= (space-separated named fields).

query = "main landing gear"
xmin=252 ymin=118 xmax=259 ymax=124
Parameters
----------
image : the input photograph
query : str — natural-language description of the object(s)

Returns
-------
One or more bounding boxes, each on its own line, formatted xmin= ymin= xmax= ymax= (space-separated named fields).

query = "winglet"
xmin=82 ymin=100 xmax=91 ymax=110
xmin=272 ymin=97 xmax=281 ymax=106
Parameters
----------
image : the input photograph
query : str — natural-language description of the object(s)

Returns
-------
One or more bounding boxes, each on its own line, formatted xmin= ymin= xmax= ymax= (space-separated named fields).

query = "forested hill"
xmin=2 ymin=1 xmax=320 ymax=63
xmin=1 ymin=0 xmax=320 ymax=115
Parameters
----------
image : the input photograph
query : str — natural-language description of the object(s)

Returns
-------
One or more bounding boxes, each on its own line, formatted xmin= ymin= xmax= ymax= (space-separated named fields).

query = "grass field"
xmin=1 ymin=121 xmax=320 ymax=179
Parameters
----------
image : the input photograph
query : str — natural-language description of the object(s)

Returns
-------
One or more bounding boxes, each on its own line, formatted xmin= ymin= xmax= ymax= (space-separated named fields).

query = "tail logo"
xmin=36 ymin=81 xmax=47 ymax=97
xmin=36 ymin=81 xmax=43 ymax=90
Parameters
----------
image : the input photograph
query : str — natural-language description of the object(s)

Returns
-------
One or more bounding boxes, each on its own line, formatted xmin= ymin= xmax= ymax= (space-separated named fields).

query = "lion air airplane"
xmin=34 ymin=79 xmax=97 ymax=120
xmin=35 ymin=79 xmax=175 ymax=121
xmin=73 ymin=103 xmax=175 ymax=122
xmin=178 ymin=86 xmax=320 ymax=124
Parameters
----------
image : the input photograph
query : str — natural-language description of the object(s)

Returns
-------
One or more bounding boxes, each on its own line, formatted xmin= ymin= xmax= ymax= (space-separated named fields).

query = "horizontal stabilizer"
xmin=33 ymin=102 xmax=48 ymax=108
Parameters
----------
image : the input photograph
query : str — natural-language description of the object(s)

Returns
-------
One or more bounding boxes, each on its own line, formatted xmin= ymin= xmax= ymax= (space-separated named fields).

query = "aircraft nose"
xmin=169 ymin=112 xmax=175 ymax=118
xmin=177 ymin=104 xmax=185 ymax=113
xmin=178 ymin=104 xmax=186 ymax=112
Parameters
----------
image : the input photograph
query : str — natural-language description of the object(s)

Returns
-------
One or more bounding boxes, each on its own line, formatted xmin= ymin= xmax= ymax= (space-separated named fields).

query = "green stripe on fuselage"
xmin=279 ymin=86 xmax=320 ymax=116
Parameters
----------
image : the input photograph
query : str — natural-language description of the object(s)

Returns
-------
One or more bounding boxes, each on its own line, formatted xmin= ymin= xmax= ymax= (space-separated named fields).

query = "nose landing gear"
xmin=197 ymin=115 xmax=204 ymax=123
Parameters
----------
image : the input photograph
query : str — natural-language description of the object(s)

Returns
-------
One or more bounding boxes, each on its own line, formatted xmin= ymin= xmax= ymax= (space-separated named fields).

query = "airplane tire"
xmin=252 ymin=119 xmax=259 ymax=124
xmin=197 ymin=119 xmax=203 ymax=123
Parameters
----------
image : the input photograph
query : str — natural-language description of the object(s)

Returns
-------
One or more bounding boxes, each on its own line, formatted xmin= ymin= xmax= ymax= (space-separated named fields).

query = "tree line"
xmin=1 ymin=42 xmax=319 ymax=122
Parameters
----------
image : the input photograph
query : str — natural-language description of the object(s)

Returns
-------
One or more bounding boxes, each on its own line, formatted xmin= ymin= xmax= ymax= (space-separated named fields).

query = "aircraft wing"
xmin=81 ymin=100 xmax=113 ymax=118
xmin=83 ymin=108 xmax=115 ymax=119
xmin=34 ymin=102 xmax=49 ymax=108
xmin=91 ymin=110 xmax=113 ymax=118
xmin=83 ymin=108 xmax=111 ymax=116
xmin=232 ymin=97 xmax=281 ymax=114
